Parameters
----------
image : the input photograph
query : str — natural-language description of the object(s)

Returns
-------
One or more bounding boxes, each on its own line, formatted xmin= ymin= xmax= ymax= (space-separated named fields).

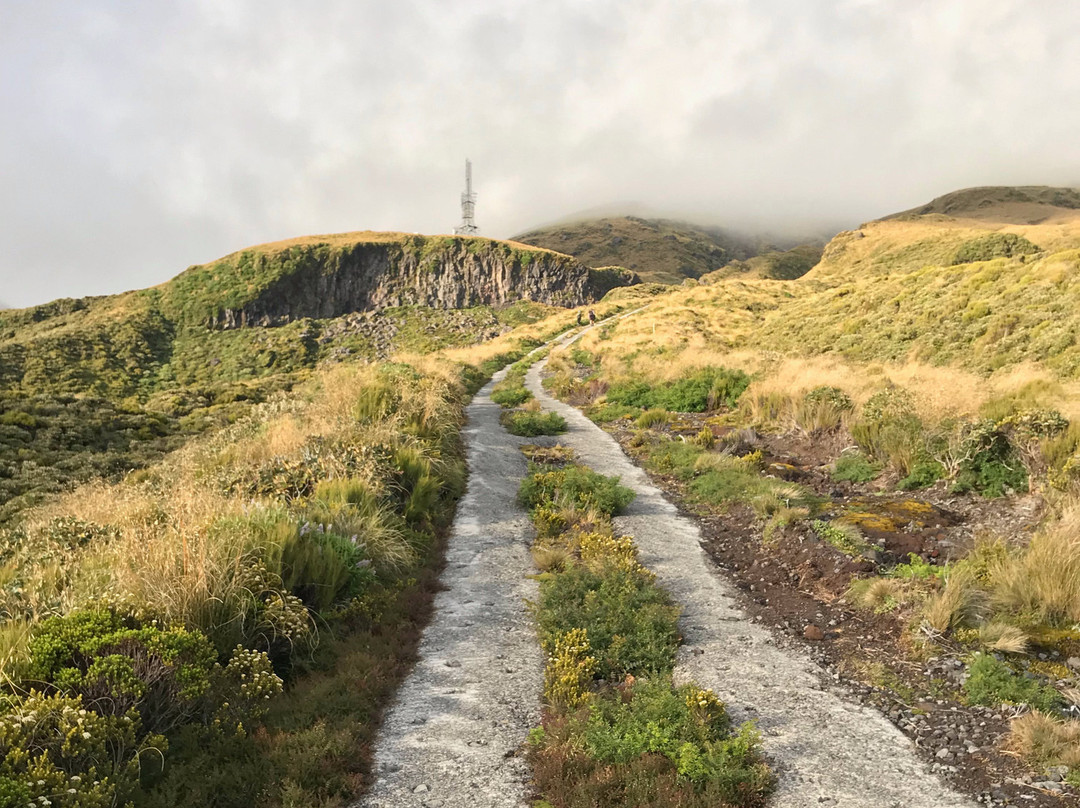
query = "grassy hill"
xmin=0 ymin=231 xmax=634 ymax=526
xmin=512 ymin=215 xmax=769 ymax=284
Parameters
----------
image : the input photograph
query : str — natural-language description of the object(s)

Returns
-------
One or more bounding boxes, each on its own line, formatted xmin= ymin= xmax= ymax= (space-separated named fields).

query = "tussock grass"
xmin=991 ymin=506 xmax=1080 ymax=624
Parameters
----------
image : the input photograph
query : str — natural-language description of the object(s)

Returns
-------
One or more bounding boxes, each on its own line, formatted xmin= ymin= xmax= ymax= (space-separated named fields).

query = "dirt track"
xmin=359 ymin=318 xmax=974 ymax=807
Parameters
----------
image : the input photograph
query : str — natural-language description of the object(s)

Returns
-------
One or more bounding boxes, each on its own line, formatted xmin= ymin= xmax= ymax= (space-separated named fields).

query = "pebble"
xmin=803 ymin=624 xmax=825 ymax=641
xmin=413 ymin=783 xmax=430 ymax=794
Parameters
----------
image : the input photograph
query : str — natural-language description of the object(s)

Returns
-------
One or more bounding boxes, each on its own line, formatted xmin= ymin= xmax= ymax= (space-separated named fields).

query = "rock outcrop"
xmin=185 ymin=236 xmax=636 ymax=330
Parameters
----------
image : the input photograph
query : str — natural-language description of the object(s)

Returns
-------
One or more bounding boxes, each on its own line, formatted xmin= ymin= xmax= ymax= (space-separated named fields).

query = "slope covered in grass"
xmin=513 ymin=216 xmax=764 ymax=284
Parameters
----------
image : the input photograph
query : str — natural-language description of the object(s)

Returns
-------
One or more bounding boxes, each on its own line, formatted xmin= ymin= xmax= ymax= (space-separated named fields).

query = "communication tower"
xmin=453 ymin=159 xmax=478 ymax=235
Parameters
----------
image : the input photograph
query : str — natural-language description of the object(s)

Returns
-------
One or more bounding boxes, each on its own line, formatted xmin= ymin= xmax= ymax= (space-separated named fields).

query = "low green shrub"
xmin=519 ymin=465 xmax=636 ymax=516
xmin=962 ymin=654 xmax=1063 ymax=711
xmin=490 ymin=385 xmax=532 ymax=408
xmin=606 ymin=367 xmax=750 ymax=413
xmin=947 ymin=420 xmax=1028 ymax=497
xmin=588 ymin=403 xmax=642 ymax=423
xmin=502 ymin=410 xmax=568 ymax=437
xmin=898 ymin=459 xmax=945 ymax=490
xmin=535 ymin=564 xmax=680 ymax=680
xmin=490 ymin=371 xmax=532 ymax=408
xmin=832 ymin=452 xmax=881 ymax=483
xmin=810 ymin=520 xmax=870 ymax=557
xmin=582 ymin=678 xmax=767 ymax=789
xmin=950 ymin=233 xmax=1040 ymax=265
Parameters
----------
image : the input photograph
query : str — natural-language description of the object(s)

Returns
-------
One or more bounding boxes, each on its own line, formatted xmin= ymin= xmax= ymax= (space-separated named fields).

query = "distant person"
xmin=576 ymin=311 xmax=584 ymax=326
xmin=588 ymin=309 xmax=597 ymax=325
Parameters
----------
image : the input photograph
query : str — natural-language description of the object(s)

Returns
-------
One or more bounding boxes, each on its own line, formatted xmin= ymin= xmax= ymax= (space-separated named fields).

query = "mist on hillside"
xmin=3 ymin=2 xmax=1080 ymax=308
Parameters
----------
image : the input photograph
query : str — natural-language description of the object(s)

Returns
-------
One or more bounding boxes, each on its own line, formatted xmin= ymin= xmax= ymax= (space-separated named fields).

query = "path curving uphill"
xmin=523 ymin=341 xmax=975 ymax=808
xmin=357 ymin=364 xmax=544 ymax=808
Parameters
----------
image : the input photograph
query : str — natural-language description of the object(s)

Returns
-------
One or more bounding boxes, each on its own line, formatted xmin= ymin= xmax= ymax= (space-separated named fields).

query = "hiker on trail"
xmin=576 ymin=311 xmax=584 ymax=326
xmin=588 ymin=309 xmax=597 ymax=325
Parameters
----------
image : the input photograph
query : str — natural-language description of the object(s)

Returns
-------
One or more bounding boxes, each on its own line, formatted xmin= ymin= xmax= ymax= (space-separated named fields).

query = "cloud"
xmin=2 ymin=0 xmax=1079 ymax=306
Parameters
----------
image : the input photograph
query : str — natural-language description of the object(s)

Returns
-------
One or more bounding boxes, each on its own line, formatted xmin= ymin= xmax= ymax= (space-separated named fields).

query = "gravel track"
xmin=359 ymin=312 xmax=974 ymax=807
xmin=523 ymin=339 xmax=976 ymax=808
xmin=357 ymin=366 xmax=544 ymax=808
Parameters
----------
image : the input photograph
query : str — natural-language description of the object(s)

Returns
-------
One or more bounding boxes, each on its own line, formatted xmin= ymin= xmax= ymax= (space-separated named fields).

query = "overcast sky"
xmin=2 ymin=0 xmax=1079 ymax=308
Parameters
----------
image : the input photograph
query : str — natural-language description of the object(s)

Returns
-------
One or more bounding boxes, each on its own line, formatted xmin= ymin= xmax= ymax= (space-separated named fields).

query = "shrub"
xmin=583 ymin=678 xmax=762 ymax=786
xmin=0 ymin=691 xmax=148 ymax=808
xmin=693 ymin=427 xmax=716 ymax=449
xmin=529 ymin=679 xmax=772 ymax=807
xmin=832 ymin=452 xmax=880 ymax=483
xmin=963 ymin=653 xmax=1063 ymax=712
xmin=490 ymin=366 xmax=532 ymax=409
xmin=795 ymin=386 xmax=853 ymax=434
xmin=502 ymin=410 xmax=568 ymax=437
xmin=544 ymin=628 xmax=596 ymax=709
xmin=950 ymin=233 xmax=1040 ymax=265
xmin=898 ymin=459 xmax=945 ymax=490
xmin=519 ymin=466 xmax=636 ymax=517
xmin=635 ymin=408 xmax=670 ymax=429
xmin=606 ymin=368 xmax=750 ymax=413
xmin=27 ymin=608 xmax=220 ymax=736
xmin=535 ymin=564 xmax=680 ymax=680
xmin=852 ymin=388 xmax=925 ymax=475
xmin=588 ymin=403 xmax=642 ymax=423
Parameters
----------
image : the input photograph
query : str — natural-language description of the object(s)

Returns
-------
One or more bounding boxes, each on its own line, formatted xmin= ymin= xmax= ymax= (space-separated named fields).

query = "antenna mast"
xmin=454 ymin=159 xmax=478 ymax=235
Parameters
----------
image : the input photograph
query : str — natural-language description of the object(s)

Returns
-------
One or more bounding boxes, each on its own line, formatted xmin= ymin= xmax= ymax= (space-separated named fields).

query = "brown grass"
xmin=1010 ymin=711 xmax=1080 ymax=769
xmin=992 ymin=506 xmax=1080 ymax=624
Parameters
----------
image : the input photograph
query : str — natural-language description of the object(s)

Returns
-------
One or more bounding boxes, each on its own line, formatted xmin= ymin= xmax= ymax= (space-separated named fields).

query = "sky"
xmin=2 ymin=0 xmax=1079 ymax=308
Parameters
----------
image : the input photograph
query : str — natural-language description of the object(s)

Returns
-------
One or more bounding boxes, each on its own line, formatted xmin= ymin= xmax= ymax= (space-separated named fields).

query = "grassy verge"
xmin=519 ymin=451 xmax=772 ymax=807
xmin=0 ymin=359 xmax=472 ymax=807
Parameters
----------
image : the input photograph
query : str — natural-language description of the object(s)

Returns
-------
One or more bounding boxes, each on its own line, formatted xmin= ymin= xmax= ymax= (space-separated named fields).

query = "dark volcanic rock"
xmin=203 ymin=237 xmax=635 ymax=329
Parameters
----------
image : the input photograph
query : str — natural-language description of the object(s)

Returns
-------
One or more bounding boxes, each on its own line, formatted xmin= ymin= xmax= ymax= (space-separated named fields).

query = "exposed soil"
xmin=597 ymin=411 xmax=1075 ymax=808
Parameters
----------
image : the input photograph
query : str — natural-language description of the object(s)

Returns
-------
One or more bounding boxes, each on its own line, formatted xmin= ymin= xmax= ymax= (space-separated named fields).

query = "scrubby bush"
xmin=832 ymin=452 xmax=880 ymax=483
xmin=519 ymin=466 xmax=636 ymax=516
xmin=795 ymin=386 xmax=853 ymax=434
xmin=606 ymin=367 xmax=750 ymax=413
xmin=588 ymin=403 xmax=642 ymax=423
xmin=502 ymin=410 xmax=569 ymax=437
xmin=950 ymin=233 xmax=1040 ymax=265
xmin=852 ymin=387 xmax=925 ymax=476
xmin=963 ymin=653 xmax=1062 ymax=711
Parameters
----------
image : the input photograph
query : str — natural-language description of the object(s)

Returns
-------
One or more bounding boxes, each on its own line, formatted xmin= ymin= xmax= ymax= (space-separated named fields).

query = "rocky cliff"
xmin=161 ymin=234 xmax=636 ymax=329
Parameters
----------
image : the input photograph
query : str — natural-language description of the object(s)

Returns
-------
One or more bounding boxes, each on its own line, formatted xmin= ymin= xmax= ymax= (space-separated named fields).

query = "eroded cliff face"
xmin=203 ymin=237 xmax=634 ymax=329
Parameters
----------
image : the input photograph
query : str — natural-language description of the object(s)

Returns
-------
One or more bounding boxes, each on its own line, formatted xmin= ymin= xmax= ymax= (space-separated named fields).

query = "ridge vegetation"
xmin=514 ymin=216 xmax=780 ymax=285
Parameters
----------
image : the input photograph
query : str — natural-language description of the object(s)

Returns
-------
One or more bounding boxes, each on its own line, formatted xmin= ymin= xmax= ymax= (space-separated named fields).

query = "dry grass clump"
xmin=848 ymin=577 xmax=906 ymax=613
xmin=1010 ymin=711 xmax=1080 ymax=770
xmin=992 ymin=506 xmax=1080 ymax=624
xmin=923 ymin=567 xmax=983 ymax=633
xmin=978 ymin=621 xmax=1030 ymax=654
